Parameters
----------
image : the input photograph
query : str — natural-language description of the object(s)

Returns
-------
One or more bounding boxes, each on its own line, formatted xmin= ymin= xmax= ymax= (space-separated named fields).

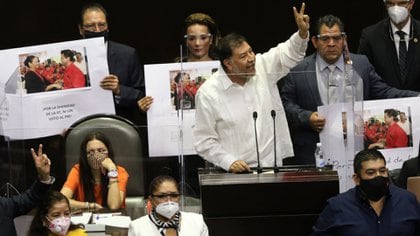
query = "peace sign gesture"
xmin=293 ymin=2 xmax=310 ymax=39
xmin=31 ymin=144 xmax=51 ymax=182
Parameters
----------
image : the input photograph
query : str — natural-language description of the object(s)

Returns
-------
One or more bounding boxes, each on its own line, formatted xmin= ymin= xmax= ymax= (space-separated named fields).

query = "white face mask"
xmin=155 ymin=201 xmax=179 ymax=219
xmin=388 ymin=5 xmax=409 ymax=24
xmin=46 ymin=216 xmax=71 ymax=236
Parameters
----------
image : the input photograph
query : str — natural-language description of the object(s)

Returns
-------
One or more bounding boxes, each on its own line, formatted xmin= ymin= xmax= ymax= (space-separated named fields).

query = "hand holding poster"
xmin=0 ymin=38 xmax=115 ymax=139
xmin=144 ymin=61 xmax=220 ymax=157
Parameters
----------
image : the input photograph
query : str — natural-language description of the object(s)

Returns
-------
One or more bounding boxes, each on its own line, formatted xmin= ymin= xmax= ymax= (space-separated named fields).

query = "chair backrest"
xmin=407 ymin=176 xmax=420 ymax=202
xmin=64 ymin=113 xmax=144 ymax=197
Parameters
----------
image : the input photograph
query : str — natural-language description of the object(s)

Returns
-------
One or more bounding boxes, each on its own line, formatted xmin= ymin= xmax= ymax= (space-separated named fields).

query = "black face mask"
xmin=358 ymin=176 xmax=389 ymax=201
xmin=83 ymin=30 xmax=109 ymax=42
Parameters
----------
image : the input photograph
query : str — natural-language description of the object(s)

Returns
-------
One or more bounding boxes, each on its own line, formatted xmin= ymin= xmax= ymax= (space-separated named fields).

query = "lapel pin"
xmin=414 ymin=38 xmax=418 ymax=43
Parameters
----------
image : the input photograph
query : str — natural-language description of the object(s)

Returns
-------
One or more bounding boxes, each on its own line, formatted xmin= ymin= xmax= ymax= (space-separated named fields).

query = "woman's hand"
xmin=101 ymin=158 xmax=117 ymax=173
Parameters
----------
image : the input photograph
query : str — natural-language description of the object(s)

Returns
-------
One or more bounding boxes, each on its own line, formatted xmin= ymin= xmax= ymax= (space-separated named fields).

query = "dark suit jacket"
xmin=358 ymin=18 xmax=420 ymax=91
xmin=0 ymin=181 xmax=50 ymax=236
xmin=107 ymin=41 xmax=145 ymax=126
xmin=25 ymin=71 xmax=49 ymax=94
xmin=397 ymin=157 xmax=420 ymax=189
xmin=280 ymin=53 xmax=418 ymax=165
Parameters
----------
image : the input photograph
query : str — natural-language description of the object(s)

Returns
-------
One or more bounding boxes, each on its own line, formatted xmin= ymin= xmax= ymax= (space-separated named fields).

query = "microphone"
xmin=253 ymin=111 xmax=262 ymax=174
xmin=271 ymin=110 xmax=279 ymax=173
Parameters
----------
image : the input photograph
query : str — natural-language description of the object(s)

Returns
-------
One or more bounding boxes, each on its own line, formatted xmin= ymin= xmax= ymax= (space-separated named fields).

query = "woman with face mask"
xmin=28 ymin=190 xmax=86 ymax=236
xmin=60 ymin=131 xmax=129 ymax=210
xmin=128 ymin=175 xmax=208 ymax=236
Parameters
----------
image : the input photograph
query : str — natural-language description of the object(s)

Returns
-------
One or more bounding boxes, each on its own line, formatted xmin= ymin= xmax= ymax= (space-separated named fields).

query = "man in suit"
xmin=79 ymin=2 xmax=145 ymax=126
xmin=358 ymin=0 xmax=420 ymax=91
xmin=280 ymin=15 xmax=419 ymax=165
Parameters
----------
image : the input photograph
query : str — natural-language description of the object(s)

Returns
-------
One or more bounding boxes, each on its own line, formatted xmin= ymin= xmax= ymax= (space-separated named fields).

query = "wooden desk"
xmin=199 ymin=170 xmax=339 ymax=236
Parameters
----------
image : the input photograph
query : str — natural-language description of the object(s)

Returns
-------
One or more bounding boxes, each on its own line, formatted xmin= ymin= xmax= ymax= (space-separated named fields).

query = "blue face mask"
xmin=83 ymin=30 xmax=109 ymax=42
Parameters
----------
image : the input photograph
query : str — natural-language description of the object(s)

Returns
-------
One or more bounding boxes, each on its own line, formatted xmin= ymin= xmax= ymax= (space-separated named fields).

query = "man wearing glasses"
xmin=280 ymin=15 xmax=418 ymax=165
xmin=79 ymin=2 xmax=145 ymax=126
xmin=359 ymin=0 xmax=420 ymax=92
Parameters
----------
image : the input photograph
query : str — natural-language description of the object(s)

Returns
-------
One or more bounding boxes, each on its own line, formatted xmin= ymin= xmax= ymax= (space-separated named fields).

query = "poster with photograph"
xmin=145 ymin=61 xmax=220 ymax=156
xmin=0 ymin=37 xmax=115 ymax=139
xmin=319 ymin=97 xmax=420 ymax=192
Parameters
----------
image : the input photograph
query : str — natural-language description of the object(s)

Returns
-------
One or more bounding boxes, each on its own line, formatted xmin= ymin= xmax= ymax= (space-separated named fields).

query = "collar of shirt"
xmin=390 ymin=17 xmax=411 ymax=39
xmin=219 ymin=67 xmax=252 ymax=90
xmin=316 ymin=53 xmax=345 ymax=73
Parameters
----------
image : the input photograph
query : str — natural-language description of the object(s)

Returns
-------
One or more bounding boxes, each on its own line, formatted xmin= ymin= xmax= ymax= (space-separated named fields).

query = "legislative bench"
xmin=199 ymin=167 xmax=339 ymax=236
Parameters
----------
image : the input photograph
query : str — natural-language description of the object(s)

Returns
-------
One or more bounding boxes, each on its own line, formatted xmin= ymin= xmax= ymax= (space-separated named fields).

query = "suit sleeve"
xmin=364 ymin=56 xmax=419 ymax=98
xmin=357 ymin=28 xmax=372 ymax=60
xmin=0 ymin=180 xmax=50 ymax=218
xmin=117 ymin=49 xmax=145 ymax=107
xmin=280 ymin=72 xmax=313 ymax=129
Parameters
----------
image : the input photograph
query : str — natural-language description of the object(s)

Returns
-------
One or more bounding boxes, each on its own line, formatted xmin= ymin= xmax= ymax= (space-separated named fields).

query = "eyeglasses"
xmin=152 ymin=193 xmax=181 ymax=201
xmin=86 ymin=148 xmax=108 ymax=157
xmin=82 ymin=22 xmax=108 ymax=31
xmin=316 ymin=33 xmax=346 ymax=42
xmin=184 ymin=33 xmax=212 ymax=42
xmin=385 ymin=1 xmax=411 ymax=8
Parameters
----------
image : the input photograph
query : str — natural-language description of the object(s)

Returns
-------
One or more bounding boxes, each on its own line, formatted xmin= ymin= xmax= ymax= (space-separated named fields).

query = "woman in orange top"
xmin=61 ymin=131 xmax=129 ymax=210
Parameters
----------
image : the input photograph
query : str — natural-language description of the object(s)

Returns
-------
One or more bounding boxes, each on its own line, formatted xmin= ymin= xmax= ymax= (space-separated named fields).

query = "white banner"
xmin=319 ymin=97 xmax=420 ymax=192
xmin=144 ymin=61 xmax=220 ymax=157
xmin=0 ymin=38 xmax=115 ymax=139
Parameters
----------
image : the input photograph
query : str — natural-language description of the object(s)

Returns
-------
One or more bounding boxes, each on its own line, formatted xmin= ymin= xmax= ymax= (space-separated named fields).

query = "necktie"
xmin=396 ymin=30 xmax=408 ymax=80
xmin=327 ymin=65 xmax=337 ymax=104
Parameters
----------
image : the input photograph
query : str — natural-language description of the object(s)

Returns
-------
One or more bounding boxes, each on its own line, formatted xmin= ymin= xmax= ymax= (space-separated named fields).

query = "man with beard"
xmin=78 ymin=2 xmax=145 ymax=126
xmin=193 ymin=3 xmax=310 ymax=173
xmin=312 ymin=149 xmax=420 ymax=235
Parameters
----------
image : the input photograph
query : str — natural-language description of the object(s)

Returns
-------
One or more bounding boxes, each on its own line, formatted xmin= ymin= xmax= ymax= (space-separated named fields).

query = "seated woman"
xmin=128 ymin=175 xmax=208 ymax=236
xmin=28 ymin=190 xmax=87 ymax=236
xmin=61 ymin=131 xmax=129 ymax=210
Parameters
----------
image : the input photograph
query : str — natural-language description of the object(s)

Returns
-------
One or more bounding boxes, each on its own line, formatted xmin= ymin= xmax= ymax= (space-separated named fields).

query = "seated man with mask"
xmin=312 ymin=149 xmax=420 ymax=235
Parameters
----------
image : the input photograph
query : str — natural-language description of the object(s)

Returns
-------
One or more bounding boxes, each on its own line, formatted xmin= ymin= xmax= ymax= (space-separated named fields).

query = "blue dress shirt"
xmin=312 ymin=185 xmax=420 ymax=236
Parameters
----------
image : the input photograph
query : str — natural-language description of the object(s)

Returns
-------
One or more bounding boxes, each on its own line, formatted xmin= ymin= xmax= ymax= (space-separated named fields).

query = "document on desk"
xmin=71 ymin=212 xmax=92 ymax=225
xmin=95 ymin=215 xmax=131 ymax=228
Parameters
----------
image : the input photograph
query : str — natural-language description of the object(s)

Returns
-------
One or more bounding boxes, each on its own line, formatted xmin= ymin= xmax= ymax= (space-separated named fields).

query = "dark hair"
xmin=28 ymin=191 xmax=83 ymax=235
xmin=185 ymin=13 xmax=221 ymax=59
xmin=217 ymin=33 xmax=248 ymax=70
xmin=78 ymin=131 xmax=116 ymax=208
xmin=79 ymin=2 xmax=108 ymax=25
xmin=384 ymin=109 xmax=400 ymax=122
xmin=61 ymin=49 xmax=76 ymax=62
xmin=314 ymin=14 xmax=344 ymax=36
xmin=353 ymin=149 xmax=386 ymax=175
xmin=173 ymin=72 xmax=189 ymax=83
xmin=149 ymin=175 xmax=178 ymax=196
xmin=24 ymin=55 xmax=36 ymax=67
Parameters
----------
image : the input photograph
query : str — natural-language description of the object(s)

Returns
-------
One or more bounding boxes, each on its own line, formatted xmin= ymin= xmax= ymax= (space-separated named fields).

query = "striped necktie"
xmin=396 ymin=30 xmax=408 ymax=81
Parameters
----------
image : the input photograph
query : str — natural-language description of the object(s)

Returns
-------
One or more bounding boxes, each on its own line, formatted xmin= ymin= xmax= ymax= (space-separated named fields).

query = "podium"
xmin=199 ymin=169 xmax=339 ymax=236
